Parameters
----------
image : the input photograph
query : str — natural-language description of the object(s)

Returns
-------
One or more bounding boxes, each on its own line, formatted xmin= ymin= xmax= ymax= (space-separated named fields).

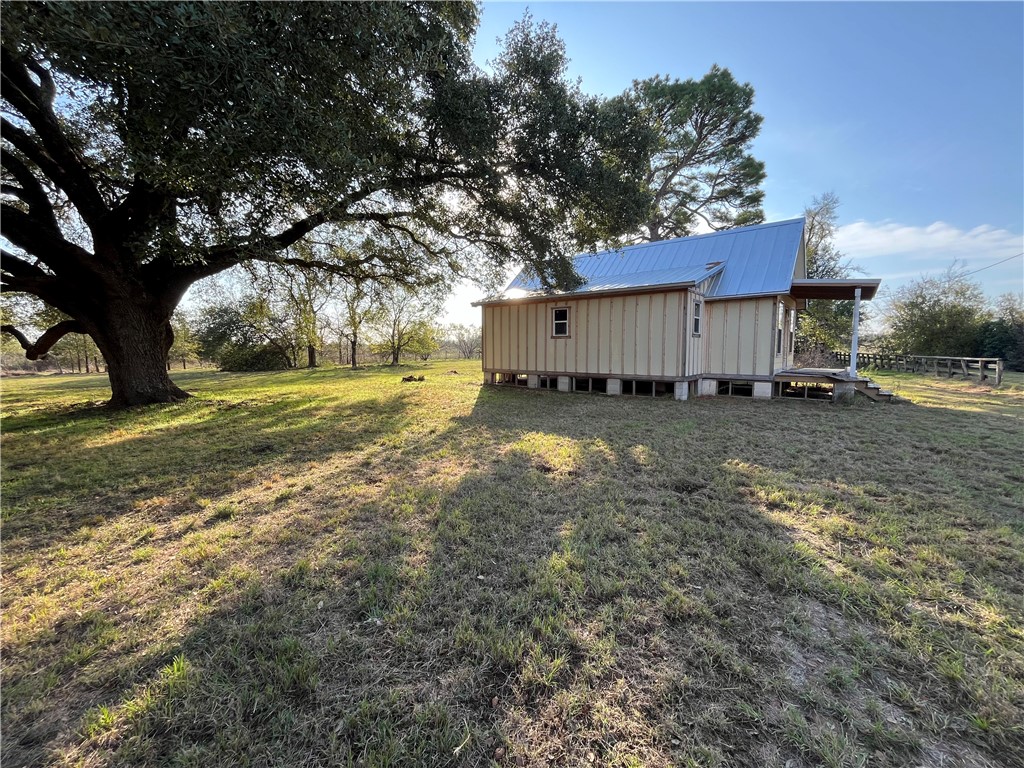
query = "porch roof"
xmin=789 ymin=279 xmax=880 ymax=301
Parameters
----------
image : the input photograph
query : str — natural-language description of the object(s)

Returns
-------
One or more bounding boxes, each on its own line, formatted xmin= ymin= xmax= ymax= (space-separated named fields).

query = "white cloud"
xmin=835 ymin=219 xmax=1024 ymax=313
xmin=835 ymin=219 xmax=1023 ymax=264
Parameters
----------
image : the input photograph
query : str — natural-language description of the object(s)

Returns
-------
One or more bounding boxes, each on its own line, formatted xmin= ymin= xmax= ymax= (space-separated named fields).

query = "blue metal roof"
xmin=500 ymin=218 xmax=805 ymax=301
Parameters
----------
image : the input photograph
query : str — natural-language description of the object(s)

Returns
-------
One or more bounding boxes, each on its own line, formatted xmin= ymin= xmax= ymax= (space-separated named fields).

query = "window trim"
xmin=551 ymin=306 xmax=571 ymax=338
xmin=691 ymin=300 xmax=702 ymax=336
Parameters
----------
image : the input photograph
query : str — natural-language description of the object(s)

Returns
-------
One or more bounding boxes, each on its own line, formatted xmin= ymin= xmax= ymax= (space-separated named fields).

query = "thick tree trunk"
xmin=307 ymin=343 xmax=317 ymax=368
xmin=350 ymin=335 xmax=358 ymax=369
xmin=89 ymin=302 xmax=190 ymax=407
xmin=391 ymin=348 xmax=400 ymax=365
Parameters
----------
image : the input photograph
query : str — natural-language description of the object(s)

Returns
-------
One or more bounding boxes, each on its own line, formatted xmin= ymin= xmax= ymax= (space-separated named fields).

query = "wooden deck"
xmin=774 ymin=368 xmax=895 ymax=402
xmin=775 ymin=367 xmax=863 ymax=383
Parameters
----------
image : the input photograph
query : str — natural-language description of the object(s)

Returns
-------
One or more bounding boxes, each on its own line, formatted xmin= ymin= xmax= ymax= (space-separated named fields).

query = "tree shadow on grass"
xmin=3 ymin=382 xmax=1021 ymax=767
xmin=1 ymin=390 xmax=414 ymax=551
xmin=448 ymin=387 xmax=1023 ymax=765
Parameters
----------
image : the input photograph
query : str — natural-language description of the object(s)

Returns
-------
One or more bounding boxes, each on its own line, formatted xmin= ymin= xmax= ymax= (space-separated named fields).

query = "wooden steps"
xmin=774 ymin=368 xmax=897 ymax=403
xmin=855 ymin=379 xmax=894 ymax=402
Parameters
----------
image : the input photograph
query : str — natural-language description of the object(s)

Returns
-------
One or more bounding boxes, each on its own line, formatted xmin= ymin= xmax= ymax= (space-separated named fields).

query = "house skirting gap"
xmin=486 ymin=371 xmax=677 ymax=398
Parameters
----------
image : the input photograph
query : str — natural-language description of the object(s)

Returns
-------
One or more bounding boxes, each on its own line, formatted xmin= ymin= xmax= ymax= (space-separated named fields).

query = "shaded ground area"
xmin=2 ymin=363 xmax=1022 ymax=767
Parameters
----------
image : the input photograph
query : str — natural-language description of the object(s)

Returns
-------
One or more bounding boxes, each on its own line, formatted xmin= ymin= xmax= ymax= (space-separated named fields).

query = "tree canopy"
xmin=885 ymin=268 xmax=1004 ymax=358
xmin=1 ymin=2 xmax=653 ymax=404
xmin=629 ymin=65 xmax=765 ymax=242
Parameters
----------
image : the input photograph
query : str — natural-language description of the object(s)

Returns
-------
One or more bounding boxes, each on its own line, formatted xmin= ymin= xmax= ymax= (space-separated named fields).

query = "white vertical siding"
xmin=706 ymin=297 xmax=776 ymax=377
xmin=482 ymin=290 xmax=691 ymax=378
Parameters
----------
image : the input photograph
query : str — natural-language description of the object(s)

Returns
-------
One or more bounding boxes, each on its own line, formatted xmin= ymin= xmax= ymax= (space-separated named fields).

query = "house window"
xmin=789 ymin=309 xmax=796 ymax=354
xmin=552 ymin=307 xmax=570 ymax=337
xmin=692 ymin=301 xmax=702 ymax=336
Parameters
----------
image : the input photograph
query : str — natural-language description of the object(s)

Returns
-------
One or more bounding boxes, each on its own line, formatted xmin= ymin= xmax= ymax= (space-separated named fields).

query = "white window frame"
xmin=692 ymin=300 xmax=702 ymax=336
xmin=551 ymin=306 xmax=570 ymax=338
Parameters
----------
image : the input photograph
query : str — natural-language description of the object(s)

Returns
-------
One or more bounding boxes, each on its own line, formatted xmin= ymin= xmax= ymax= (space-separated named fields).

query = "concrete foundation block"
xmin=833 ymin=381 xmax=856 ymax=404
xmin=753 ymin=381 xmax=773 ymax=399
xmin=483 ymin=371 xmax=494 ymax=385
xmin=698 ymin=378 xmax=717 ymax=396
xmin=606 ymin=378 xmax=622 ymax=396
xmin=527 ymin=374 xmax=540 ymax=389
xmin=673 ymin=381 xmax=689 ymax=401
xmin=557 ymin=376 xmax=571 ymax=393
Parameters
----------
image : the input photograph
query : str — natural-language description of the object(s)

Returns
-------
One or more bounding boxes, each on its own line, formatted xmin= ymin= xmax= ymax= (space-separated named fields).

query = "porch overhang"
xmin=789 ymin=279 xmax=881 ymax=301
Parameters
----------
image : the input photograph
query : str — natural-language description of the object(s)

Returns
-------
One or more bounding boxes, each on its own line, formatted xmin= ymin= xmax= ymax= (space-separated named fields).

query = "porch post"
xmin=849 ymin=287 xmax=861 ymax=378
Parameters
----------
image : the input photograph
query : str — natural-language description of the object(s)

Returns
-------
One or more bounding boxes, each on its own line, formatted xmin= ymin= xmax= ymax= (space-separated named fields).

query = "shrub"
xmin=218 ymin=344 xmax=290 ymax=372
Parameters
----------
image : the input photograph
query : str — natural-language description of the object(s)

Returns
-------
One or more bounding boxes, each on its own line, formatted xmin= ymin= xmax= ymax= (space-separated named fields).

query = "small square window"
xmin=692 ymin=301 xmax=702 ymax=336
xmin=552 ymin=307 xmax=570 ymax=337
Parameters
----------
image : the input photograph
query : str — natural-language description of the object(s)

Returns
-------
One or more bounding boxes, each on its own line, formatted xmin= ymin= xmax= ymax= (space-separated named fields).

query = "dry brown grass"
xmin=2 ymin=363 xmax=1022 ymax=767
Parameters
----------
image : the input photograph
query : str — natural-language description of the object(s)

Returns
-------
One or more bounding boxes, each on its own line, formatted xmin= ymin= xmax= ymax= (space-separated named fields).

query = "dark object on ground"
xmin=445 ymin=370 xmax=459 ymax=375
xmin=401 ymin=375 xmax=426 ymax=383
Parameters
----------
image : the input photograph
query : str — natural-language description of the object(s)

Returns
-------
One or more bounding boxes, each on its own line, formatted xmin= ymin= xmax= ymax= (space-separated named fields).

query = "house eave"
xmin=472 ymin=280 xmax=702 ymax=307
xmin=790 ymin=279 xmax=881 ymax=301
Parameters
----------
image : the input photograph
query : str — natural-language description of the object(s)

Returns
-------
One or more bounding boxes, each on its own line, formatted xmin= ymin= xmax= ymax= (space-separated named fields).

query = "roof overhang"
xmin=789 ymin=279 xmax=881 ymax=301
xmin=472 ymin=279 xmax=703 ymax=307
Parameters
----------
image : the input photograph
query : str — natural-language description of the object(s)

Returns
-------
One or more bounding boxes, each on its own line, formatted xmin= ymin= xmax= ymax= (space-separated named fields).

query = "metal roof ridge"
xmin=576 ymin=217 xmax=806 ymax=259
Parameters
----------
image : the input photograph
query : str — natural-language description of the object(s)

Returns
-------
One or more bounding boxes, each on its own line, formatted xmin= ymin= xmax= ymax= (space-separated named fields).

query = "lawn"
xmin=2 ymin=363 xmax=1022 ymax=768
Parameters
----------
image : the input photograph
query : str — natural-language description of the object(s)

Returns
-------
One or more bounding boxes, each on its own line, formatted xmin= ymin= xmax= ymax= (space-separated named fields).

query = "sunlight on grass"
xmin=2 ymin=362 xmax=1021 ymax=766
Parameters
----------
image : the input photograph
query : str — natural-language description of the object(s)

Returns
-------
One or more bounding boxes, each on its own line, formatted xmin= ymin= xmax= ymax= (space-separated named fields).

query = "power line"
xmin=959 ymin=251 xmax=1024 ymax=278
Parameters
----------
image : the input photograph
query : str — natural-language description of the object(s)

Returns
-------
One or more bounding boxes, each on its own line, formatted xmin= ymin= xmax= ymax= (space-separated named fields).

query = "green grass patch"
xmin=2 ymin=362 xmax=1022 ymax=766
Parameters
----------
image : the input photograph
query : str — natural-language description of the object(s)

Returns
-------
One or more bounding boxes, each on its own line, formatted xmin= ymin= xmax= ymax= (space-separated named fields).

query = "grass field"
xmin=2 ymin=363 xmax=1022 ymax=767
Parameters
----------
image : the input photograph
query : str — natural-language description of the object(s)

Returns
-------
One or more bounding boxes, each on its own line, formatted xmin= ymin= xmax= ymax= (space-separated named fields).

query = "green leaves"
xmin=630 ymin=66 xmax=766 ymax=241
xmin=886 ymin=268 xmax=991 ymax=356
xmin=3 ymin=3 xmax=651 ymax=290
xmin=2 ymin=3 xmax=660 ymax=400
xmin=797 ymin=192 xmax=858 ymax=353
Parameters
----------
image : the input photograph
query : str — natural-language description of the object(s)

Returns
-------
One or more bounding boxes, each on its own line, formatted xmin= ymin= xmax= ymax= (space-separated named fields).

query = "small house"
xmin=475 ymin=218 xmax=883 ymax=401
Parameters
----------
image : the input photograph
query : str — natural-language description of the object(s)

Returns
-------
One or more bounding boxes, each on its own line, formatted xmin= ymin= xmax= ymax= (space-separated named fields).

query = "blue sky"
xmin=447 ymin=1 xmax=1024 ymax=324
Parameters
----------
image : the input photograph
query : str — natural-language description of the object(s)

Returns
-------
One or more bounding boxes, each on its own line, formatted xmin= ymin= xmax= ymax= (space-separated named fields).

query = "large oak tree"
xmin=1 ymin=2 xmax=652 ymax=405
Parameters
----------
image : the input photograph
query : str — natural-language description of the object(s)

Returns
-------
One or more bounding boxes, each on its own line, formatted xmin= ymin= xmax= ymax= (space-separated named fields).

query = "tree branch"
xmin=1 ymin=247 xmax=51 ymax=278
xmin=2 ymin=117 xmax=71 ymax=193
xmin=1 ymin=203 xmax=96 ymax=276
xmin=1 ymin=48 xmax=109 ymax=225
xmin=24 ymin=58 xmax=57 ymax=107
xmin=1 ymin=319 xmax=85 ymax=359
xmin=1 ymin=148 xmax=60 ymax=231
xmin=102 ymin=176 xmax=171 ymax=244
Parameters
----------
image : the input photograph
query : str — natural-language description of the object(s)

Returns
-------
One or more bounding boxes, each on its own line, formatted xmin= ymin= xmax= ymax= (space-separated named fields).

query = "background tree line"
xmin=793 ymin=192 xmax=1023 ymax=371
xmin=873 ymin=273 xmax=1023 ymax=369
